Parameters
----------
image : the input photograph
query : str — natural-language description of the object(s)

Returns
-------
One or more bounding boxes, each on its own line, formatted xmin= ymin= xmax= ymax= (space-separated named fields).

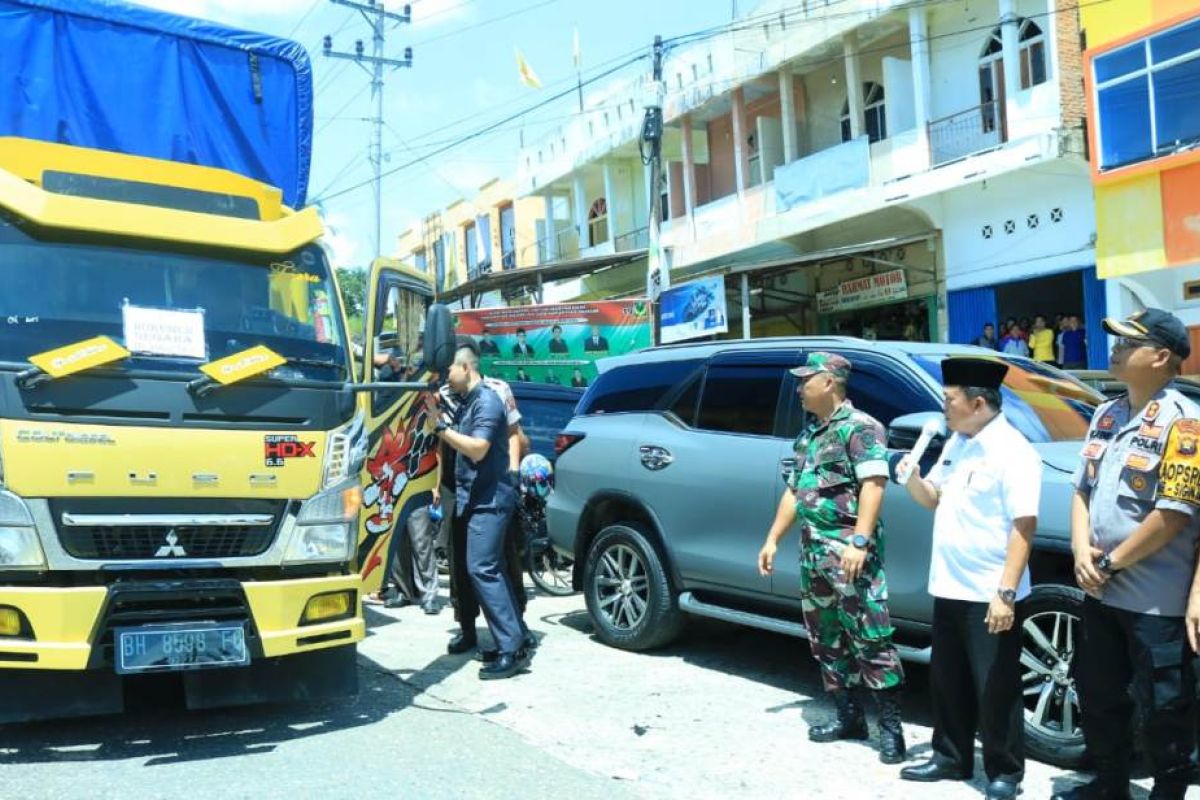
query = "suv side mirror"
xmin=887 ymin=411 xmax=946 ymax=451
xmin=423 ymin=304 xmax=455 ymax=373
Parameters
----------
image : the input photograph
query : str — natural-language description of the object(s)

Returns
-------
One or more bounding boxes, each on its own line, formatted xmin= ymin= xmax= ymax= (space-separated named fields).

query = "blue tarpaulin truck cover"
xmin=0 ymin=0 xmax=313 ymax=208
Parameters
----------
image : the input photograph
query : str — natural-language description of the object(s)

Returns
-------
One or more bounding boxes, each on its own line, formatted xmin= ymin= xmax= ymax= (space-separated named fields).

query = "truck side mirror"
xmin=423 ymin=304 xmax=455 ymax=373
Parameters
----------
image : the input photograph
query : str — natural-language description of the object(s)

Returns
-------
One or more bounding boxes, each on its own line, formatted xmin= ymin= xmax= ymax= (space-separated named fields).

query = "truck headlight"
xmin=284 ymin=480 xmax=363 ymax=564
xmin=323 ymin=412 xmax=367 ymax=490
xmin=0 ymin=491 xmax=44 ymax=569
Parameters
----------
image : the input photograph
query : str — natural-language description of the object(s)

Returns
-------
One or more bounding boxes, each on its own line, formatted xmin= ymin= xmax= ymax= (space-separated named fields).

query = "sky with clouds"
xmin=134 ymin=0 xmax=739 ymax=270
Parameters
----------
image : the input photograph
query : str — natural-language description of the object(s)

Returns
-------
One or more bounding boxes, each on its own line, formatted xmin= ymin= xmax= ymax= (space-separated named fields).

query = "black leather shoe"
xmin=985 ymin=779 xmax=1021 ymax=799
xmin=446 ymin=631 xmax=477 ymax=655
xmin=422 ymin=601 xmax=441 ymax=616
xmin=478 ymin=650 xmax=529 ymax=680
xmin=1049 ymin=780 xmax=1132 ymax=800
xmin=478 ymin=634 xmax=537 ymax=663
xmin=899 ymin=760 xmax=971 ymax=782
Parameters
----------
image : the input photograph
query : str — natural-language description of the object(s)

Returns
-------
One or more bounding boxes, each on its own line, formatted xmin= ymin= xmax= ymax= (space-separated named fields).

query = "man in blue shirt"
xmin=430 ymin=345 xmax=529 ymax=679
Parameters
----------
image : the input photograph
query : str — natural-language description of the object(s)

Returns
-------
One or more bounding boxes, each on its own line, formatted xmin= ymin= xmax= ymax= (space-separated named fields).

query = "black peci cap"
xmin=942 ymin=357 xmax=1008 ymax=390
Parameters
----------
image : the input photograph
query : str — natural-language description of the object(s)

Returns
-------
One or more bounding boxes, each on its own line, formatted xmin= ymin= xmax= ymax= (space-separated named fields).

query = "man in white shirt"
xmin=897 ymin=357 xmax=1041 ymax=800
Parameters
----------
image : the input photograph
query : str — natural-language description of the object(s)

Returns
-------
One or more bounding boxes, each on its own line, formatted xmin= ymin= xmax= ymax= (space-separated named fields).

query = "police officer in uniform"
xmin=898 ymin=357 xmax=1041 ymax=800
xmin=758 ymin=352 xmax=906 ymax=764
xmin=1052 ymin=309 xmax=1199 ymax=800
xmin=430 ymin=345 xmax=529 ymax=680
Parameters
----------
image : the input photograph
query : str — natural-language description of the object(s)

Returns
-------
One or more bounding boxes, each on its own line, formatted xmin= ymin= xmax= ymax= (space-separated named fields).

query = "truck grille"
xmin=50 ymin=499 xmax=287 ymax=561
xmin=60 ymin=524 xmax=274 ymax=559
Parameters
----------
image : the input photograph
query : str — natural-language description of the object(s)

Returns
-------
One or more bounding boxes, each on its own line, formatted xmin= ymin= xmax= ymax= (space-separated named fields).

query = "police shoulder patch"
xmin=1158 ymin=420 xmax=1200 ymax=506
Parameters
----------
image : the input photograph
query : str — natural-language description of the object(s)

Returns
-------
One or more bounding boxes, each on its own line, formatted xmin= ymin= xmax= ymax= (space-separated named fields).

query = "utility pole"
xmin=323 ymin=1 xmax=413 ymax=259
xmin=642 ymin=35 xmax=667 ymax=340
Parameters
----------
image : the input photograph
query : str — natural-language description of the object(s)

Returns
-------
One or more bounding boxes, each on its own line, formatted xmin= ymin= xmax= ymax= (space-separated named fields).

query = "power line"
xmin=315 ymin=52 xmax=647 ymax=203
xmin=316 ymin=0 xmax=1107 ymax=205
xmin=286 ymin=0 xmax=323 ymax=38
xmin=410 ymin=0 xmax=563 ymax=48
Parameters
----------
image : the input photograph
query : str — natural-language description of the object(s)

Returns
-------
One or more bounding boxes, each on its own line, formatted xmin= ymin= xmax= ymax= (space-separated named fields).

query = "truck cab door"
xmin=354 ymin=259 xmax=439 ymax=593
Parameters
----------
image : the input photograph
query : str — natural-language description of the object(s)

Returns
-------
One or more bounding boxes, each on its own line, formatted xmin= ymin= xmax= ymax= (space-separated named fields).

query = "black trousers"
xmin=448 ymin=489 xmax=526 ymax=630
xmin=1076 ymin=596 xmax=1195 ymax=793
xmin=929 ymin=597 xmax=1025 ymax=782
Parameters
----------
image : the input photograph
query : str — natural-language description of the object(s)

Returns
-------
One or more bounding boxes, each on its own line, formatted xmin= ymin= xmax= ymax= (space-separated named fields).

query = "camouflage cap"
xmin=789 ymin=351 xmax=851 ymax=380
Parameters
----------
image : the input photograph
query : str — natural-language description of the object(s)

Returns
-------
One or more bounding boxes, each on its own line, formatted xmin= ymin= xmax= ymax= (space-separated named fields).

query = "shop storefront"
xmin=815 ymin=268 xmax=937 ymax=342
xmin=947 ymin=265 xmax=1107 ymax=368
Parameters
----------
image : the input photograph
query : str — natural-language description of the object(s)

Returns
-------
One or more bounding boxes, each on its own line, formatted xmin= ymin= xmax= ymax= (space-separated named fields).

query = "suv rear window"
xmin=578 ymin=358 xmax=702 ymax=414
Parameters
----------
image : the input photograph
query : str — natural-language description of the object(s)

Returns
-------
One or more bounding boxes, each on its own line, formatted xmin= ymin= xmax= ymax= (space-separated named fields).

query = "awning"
xmin=670 ymin=233 xmax=937 ymax=284
xmin=437 ymin=249 xmax=648 ymax=305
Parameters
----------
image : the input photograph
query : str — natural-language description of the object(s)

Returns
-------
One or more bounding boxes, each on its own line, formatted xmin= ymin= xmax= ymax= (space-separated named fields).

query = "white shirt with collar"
xmin=925 ymin=412 xmax=1042 ymax=603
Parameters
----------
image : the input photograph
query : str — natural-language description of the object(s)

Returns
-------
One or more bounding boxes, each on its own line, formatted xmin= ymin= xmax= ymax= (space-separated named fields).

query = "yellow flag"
xmin=516 ymin=48 xmax=542 ymax=89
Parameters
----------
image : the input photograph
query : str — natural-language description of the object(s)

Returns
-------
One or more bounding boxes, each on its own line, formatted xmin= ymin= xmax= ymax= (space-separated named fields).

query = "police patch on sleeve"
xmin=1158 ymin=419 xmax=1200 ymax=506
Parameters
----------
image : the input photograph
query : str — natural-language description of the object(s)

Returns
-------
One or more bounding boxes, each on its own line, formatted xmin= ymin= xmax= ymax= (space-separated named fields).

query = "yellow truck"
xmin=0 ymin=136 xmax=450 ymax=721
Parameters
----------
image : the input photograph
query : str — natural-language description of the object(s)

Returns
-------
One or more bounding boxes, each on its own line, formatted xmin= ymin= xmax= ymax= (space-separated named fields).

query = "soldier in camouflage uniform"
xmin=758 ymin=352 xmax=906 ymax=764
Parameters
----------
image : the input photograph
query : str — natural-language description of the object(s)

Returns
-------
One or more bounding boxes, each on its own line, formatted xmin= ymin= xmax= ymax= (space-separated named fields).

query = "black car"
xmin=509 ymin=382 xmax=583 ymax=463
xmin=510 ymin=382 xmax=583 ymax=596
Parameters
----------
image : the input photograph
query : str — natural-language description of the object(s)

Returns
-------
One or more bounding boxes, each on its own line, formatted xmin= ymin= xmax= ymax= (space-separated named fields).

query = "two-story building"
xmin=1081 ymin=0 xmax=1200 ymax=371
xmin=395 ymin=178 xmax=544 ymax=306
xmin=517 ymin=0 xmax=1105 ymax=364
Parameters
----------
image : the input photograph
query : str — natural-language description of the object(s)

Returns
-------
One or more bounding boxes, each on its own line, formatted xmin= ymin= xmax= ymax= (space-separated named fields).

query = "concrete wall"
xmin=912 ymin=163 xmax=1096 ymax=292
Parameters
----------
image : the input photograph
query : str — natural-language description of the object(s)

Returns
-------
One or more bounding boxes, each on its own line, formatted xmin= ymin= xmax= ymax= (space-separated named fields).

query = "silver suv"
xmin=548 ymin=337 xmax=1102 ymax=768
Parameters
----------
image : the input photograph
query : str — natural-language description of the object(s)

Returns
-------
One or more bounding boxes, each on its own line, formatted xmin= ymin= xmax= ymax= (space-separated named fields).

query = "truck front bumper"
xmin=0 ymin=574 xmax=365 ymax=670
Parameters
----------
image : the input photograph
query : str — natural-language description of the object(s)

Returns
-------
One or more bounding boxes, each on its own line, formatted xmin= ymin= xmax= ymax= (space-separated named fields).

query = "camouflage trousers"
xmin=798 ymin=540 xmax=904 ymax=692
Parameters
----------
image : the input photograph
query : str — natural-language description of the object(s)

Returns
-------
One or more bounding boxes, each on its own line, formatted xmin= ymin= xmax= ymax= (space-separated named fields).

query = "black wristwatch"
xmin=434 ymin=419 xmax=450 ymax=434
xmin=850 ymin=534 xmax=871 ymax=551
xmin=1096 ymin=552 xmax=1121 ymax=576
xmin=997 ymin=587 xmax=1017 ymax=605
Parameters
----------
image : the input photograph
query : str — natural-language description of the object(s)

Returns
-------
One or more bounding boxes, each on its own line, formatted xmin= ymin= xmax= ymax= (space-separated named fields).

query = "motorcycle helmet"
xmin=519 ymin=453 xmax=554 ymax=499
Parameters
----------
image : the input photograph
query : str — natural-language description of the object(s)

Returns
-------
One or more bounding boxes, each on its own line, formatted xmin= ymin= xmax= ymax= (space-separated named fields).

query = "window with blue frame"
xmin=1093 ymin=16 xmax=1200 ymax=170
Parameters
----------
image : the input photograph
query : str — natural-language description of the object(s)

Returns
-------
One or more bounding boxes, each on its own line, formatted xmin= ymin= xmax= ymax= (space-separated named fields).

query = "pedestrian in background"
xmin=973 ymin=322 xmax=998 ymax=350
xmin=1061 ymin=315 xmax=1088 ymax=370
xmin=1000 ymin=323 xmax=1028 ymax=357
xmin=1053 ymin=309 xmax=1199 ymax=800
xmin=758 ymin=352 xmax=906 ymax=764
xmin=1030 ymin=315 xmax=1055 ymax=364
xmin=897 ymin=357 xmax=1039 ymax=800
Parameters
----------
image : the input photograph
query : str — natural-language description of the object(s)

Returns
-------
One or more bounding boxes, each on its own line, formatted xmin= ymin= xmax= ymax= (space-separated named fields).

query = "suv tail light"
xmin=554 ymin=432 xmax=586 ymax=457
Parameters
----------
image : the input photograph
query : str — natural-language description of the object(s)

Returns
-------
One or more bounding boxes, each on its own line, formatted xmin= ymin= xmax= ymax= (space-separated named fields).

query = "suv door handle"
xmin=780 ymin=457 xmax=797 ymax=484
xmin=639 ymin=445 xmax=674 ymax=471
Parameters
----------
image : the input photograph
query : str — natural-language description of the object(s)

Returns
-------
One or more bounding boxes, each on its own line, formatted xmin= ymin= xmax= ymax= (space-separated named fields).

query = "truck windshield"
xmin=912 ymin=354 xmax=1102 ymax=442
xmin=0 ymin=213 xmax=348 ymax=381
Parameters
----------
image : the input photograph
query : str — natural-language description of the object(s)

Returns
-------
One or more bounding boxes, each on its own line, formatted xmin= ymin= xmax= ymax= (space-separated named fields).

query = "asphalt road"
xmin=0 ymin=581 xmax=1169 ymax=799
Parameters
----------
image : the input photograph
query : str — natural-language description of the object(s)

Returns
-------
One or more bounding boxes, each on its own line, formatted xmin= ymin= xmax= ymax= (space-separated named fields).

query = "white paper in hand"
xmin=897 ymin=419 xmax=941 ymax=484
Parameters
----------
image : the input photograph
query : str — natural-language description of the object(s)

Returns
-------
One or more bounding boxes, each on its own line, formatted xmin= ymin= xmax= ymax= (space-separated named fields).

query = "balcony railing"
xmin=614 ymin=226 xmax=649 ymax=252
xmin=928 ymin=100 xmax=1005 ymax=166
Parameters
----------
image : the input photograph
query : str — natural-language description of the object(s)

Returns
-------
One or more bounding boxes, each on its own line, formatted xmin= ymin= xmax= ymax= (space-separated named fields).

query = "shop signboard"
xmin=659 ymin=276 xmax=729 ymax=344
xmin=452 ymin=300 xmax=653 ymax=387
xmin=818 ymin=269 xmax=909 ymax=313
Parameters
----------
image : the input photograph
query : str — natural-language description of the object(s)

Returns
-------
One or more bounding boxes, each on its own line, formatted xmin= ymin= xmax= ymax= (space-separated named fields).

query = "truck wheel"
xmin=583 ymin=523 xmax=683 ymax=651
xmin=1021 ymin=583 xmax=1087 ymax=768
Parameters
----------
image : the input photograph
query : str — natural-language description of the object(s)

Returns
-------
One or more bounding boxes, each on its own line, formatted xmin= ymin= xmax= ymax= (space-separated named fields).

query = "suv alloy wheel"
xmin=583 ymin=523 xmax=684 ymax=651
xmin=1020 ymin=583 xmax=1086 ymax=768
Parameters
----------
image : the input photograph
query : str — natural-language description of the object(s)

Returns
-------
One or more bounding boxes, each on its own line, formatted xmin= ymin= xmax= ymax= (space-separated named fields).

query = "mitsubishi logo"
xmin=154 ymin=531 xmax=188 ymax=558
